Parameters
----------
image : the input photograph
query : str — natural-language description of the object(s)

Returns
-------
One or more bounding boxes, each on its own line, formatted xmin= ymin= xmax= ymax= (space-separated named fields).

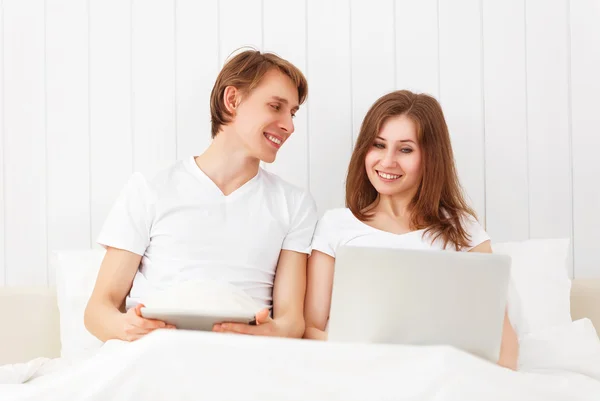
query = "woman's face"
xmin=364 ymin=114 xmax=423 ymax=198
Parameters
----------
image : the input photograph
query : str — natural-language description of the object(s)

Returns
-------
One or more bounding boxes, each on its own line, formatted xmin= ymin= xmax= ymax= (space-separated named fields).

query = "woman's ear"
xmin=223 ymin=86 xmax=240 ymax=115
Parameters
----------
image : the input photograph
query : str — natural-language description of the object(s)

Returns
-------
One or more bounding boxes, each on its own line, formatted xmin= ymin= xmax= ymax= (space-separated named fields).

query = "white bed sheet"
xmin=1 ymin=319 xmax=599 ymax=401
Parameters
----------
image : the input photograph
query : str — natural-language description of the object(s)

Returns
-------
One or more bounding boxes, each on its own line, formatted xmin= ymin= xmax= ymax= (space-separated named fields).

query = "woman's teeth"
xmin=377 ymin=171 xmax=401 ymax=180
xmin=265 ymin=133 xmax=282 ymax=145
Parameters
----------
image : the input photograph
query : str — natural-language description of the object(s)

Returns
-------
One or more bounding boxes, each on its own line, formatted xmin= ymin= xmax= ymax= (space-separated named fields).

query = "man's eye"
xmin=270 ymin=104 xmax=280 ymax=111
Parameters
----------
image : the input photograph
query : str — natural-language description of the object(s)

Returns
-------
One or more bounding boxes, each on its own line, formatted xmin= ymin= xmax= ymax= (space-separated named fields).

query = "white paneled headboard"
xmin=0 ymin=0 xmax=599 ymax=287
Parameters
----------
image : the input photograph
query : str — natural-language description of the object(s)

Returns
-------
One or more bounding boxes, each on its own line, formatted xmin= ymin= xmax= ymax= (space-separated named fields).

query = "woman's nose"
xmin=380 ymin=151 xmax=397 ymax=168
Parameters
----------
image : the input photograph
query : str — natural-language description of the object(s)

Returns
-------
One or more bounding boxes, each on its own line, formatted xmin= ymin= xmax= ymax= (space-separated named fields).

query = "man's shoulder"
xmin=139 ymin=158 xmax=191 ymax=192
xmin=259 ymin=168 xmax=313 ymax=200
xmin=118 ymin=159 xmax=191 ymax=206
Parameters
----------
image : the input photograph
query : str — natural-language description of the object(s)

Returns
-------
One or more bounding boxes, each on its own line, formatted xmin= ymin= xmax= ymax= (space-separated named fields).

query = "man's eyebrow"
xmin=272 ymin=96 xmax=299 ymax=111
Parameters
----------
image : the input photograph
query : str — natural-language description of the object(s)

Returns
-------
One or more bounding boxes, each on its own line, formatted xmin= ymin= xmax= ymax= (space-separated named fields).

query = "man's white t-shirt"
xmin=310 ymin=208 xmax=490 ymax=258
xmin=97 ymin=156 xmax=318 ymax=310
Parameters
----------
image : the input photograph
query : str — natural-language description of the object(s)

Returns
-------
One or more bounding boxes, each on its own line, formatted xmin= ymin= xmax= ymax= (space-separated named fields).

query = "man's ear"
xmin=223 ymin=86 xmax=241 ymax=115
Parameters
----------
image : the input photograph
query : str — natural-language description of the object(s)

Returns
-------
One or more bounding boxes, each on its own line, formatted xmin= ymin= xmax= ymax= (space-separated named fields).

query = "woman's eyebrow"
xmin=376 ymin=136 xmax=415 ymax=144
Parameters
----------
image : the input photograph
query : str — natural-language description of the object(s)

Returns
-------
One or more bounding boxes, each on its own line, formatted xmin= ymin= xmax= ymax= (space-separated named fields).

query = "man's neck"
xmin=195 ymin=130 xmax=261 ymax=196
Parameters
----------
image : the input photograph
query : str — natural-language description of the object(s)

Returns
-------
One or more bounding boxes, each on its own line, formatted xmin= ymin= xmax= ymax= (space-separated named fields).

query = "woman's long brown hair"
xmin=345 ymin=90 xmax=477 ymax=251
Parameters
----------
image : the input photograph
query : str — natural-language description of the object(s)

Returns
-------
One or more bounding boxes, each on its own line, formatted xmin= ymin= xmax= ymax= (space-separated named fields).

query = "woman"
xmin=303 ymin=90 xmax=519 ymax=370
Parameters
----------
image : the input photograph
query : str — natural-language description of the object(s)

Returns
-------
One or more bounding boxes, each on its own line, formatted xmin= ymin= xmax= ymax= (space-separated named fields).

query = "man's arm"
xmin=271 ymin=249 xmax=308 ymax=337
xmin=214 ymin=249 xmax=308 ymax=338
xmin=84 ymin=247 xmax=170 ymax=341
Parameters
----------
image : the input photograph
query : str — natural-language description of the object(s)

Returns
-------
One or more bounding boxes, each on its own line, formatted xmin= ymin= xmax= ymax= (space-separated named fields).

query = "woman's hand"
xmin=120 ymin=304 xmax=175 ymax=341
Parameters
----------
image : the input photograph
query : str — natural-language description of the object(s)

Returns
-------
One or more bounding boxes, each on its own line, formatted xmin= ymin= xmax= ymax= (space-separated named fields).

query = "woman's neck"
xmin=371 ymin=192 xmax=414 ymax=219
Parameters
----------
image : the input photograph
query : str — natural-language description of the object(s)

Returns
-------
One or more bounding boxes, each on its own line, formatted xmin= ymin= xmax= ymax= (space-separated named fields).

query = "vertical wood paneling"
xmin=175 ymin=0 xmax=218 ymax=159
xmin=89 ymin=0 xmax=132 ymax=246
xmin=3 ymin=0 xmax=47 ymax=286
xmin=307 ymin=0 xmax=352 ymax=214
xmin=395 ymin=0 xmax=439 ymax=98
xmin=571 ymin=0 xmax=600 ymax=278
xmin=263 ymin=0 xmax=308 ymax=189
xmin=46 ymin=0 xmax=90 ymax=285
xmin=350 ymin=0 xmax=395 ymax=144
xmin=438 ymin=0 xmax=486 ymax=222
xmin=217 ymin=0 xmax=262 ymax=166
xmin=482 ymin=0 xmax=529 ymax=243
xmin=526 ymin=0 xmax=572 ymax=275
xmin=2 ymin=1 xmax=600 ymax=284
xmin=219 ymin=0 xmax=262 ymax=67
xmin=132 ymin=0 xmax=176 ymax=179
xmin=0 ymin=0 xmax=4 ymax=286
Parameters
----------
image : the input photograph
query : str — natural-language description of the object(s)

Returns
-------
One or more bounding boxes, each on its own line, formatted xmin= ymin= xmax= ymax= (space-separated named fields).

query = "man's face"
xmin=229 ymin=69 xmax=300 ymax=163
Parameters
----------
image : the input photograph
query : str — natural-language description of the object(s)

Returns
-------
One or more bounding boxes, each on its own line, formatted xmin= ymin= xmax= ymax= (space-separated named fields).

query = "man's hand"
xmin=212 ymin=308 xmax=293 ymax=337
xmin=120 ymin=304 xmax=176 ymax=341
xmin=212 ymin=249 xmax=308 ymax=338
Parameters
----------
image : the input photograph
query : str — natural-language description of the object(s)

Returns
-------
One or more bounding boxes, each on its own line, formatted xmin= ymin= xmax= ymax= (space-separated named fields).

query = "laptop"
xmin=327 ymin=246 xmax=511 ymax=363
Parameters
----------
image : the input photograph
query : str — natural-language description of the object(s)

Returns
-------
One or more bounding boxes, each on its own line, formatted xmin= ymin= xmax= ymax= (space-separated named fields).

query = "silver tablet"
xmin=140 ymin=307 xmax=256 ymax=331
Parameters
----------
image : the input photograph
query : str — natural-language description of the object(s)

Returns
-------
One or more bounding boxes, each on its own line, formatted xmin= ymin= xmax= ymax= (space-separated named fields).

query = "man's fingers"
xmin=254 ymin=308 xmax=272 ymax=325
xmin=133 ymin=315 xmax=166 ymax=329
xmin=133 ymin=304 xmax=144 ymax=316
xmin=219 ymin=322 xmax=273 ymax=336
xmin=219 ymin=323 xmax=257 ymax=335
xmin=127 ymin=322 xmax=173 ymax=338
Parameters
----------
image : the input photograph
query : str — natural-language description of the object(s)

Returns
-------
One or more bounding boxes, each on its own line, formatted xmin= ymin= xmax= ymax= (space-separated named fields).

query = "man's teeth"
xmin=378 ymin=171 xmax=400 ymax=180
xmin=265 ymin=134 xmax=282 ymax=145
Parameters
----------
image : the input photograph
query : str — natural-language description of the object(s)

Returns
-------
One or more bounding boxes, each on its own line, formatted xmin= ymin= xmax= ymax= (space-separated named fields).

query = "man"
xmin=84 ymin=50 xmax=317 ymax=341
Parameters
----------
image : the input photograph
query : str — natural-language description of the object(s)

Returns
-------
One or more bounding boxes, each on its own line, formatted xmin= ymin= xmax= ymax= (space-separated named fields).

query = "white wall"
xmin=0 ymin=0 xmax=599 ymax=286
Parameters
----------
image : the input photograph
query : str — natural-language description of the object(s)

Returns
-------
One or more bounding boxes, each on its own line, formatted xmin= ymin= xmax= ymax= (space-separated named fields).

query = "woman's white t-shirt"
xmin=310 ymin=208 xmax=490 ymax=258
xmin=97 ymin=156 xmax=318 ymax=310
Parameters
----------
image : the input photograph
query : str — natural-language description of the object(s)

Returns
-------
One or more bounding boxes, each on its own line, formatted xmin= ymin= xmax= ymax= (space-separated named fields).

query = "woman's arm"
xmin=470 ymin=240 xmax=519 ymax=370
xmin=303 ymin=250 xmax=336 ymax=340
xmin=84 ymin=247 xmax=170 ymax=341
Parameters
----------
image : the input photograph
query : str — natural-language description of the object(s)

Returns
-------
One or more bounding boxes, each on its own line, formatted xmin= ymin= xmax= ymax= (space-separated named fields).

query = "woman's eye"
xmin=373 ymin=143 xmax=385 ymax=149
xmin=400 ymin=148 xmax=413 ymax=153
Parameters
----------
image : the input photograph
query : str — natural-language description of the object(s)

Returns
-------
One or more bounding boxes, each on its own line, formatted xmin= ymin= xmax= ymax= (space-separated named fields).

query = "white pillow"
xmin=493 ymin=238 xmax=572 ymax=339
xmin=51 ymin=249 xmax=106 ymax=361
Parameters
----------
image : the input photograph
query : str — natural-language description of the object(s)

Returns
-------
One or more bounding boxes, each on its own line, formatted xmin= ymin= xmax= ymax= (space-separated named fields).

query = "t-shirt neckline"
xmin=185 ymin=156 xmax=262 ymax=200
xmin=345 ymin=208 xmax=425 ymax=237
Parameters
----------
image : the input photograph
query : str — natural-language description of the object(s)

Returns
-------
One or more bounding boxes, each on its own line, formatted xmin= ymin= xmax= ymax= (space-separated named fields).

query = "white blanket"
xmin=1 ymin=319 xmax=599 ymax=401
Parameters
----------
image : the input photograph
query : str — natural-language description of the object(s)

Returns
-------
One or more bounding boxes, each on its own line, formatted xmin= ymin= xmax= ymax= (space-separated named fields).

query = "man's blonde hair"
xmin=209 ymin=49 xmax=308 ymax=138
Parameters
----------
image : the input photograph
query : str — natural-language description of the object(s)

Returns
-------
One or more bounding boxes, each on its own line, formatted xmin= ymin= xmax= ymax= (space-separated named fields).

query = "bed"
xmin=1 ymin=279 xmax=598 ymax=366
xmin=0 ymin=241 xmax=599 ymax=400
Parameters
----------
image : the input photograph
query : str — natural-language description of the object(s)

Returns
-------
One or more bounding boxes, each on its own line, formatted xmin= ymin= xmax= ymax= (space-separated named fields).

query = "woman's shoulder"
xmin=319 ymin=207 xmax=369 ymax=231
xmin=311 ymin=208 xmax=362 ymax=258
xmin=425 ymin=210 xmax=490 ymax=251
xmin=458 ymin=212 xmax=490 ymax=251
xmin=320 ymin=207 xmax=354 ymax=222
